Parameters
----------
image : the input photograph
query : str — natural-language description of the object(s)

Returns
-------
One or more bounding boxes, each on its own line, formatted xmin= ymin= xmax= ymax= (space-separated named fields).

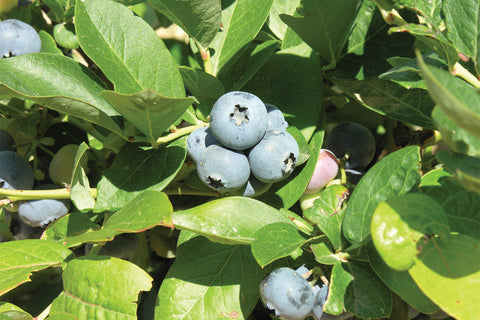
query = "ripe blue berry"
xmin=197 ymin=145 xmax=250 ymax=191
xmin=249 ymin=130 xmax=299 ymax=183
xmin=18 ymin=184 xmax=71 ymax=228
xmin=260 ymin=267 xmax=315 ymax=320
xmin=325 ymin=122 xmax=375 ymax=170
xmin=312 ymin=284 xmax=329 ymax=320
xmin=0 ymin=129 xmax=14 ymax=151
xmin=209 ymin=91 xmax=268 ymax=150
xmin=265 ymin=103 xmax=288 ymax=131
xmin=0 ymin=150 xmax=34 ymax=190
xmin=0 ymin=19 xmax=42 ymax=58
xmin=242 ymin=176 xmax=271 ymax=197
xmin=186 ymin=126 xmax=219 ymax=164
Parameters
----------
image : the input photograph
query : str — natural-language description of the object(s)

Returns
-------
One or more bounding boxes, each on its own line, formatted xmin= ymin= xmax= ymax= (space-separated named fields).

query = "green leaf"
xmin=371 ymin=193 xmax=450 ymax=271
xmin=343 ymin=146 xmax=421 ymax=244
xmin=43 ymin=212 xmax=100 ymax=242
xmin=209 ymin=0 xmax=274 ymax=76
xmin=39 ymin=30 xmax=63 ymax=55
xmin=419 ymin=168 xmax=480 ymax=240
xmin=310 ymin=242 xmax=345 ymax=265
xmin=409 ymin=234 xmax=480 ymax=319
xmin=437 ymin=151 xmax=480 ymax=195
xmin=323 ymin=261 xmax=353 ymax=315
xmin=95 ymin=138 xmax=186 ymax=212
xmin=0 ymin=239 xmax=73 ymax=295
xmin=303 ymin=184 xmax=349 ymax=251
xmin=332 ymin=77 xmax=435 ymax=129
xmin=243 ymin=49 xmax=324 ymax=139
xmin=0 ymin=54 xmax=123 ymax=136
xmin=103 ymin=90 xmax=195 ymax=144
xmin=147 ymin=0 xmax=221 ymax=48
xmin=280 ymin=0 xmax=361 ymax=68
xmin=443 ymin=0 xmax=479 ymax=66
xmin=0 ymin=302 xmax=33 ymax=320
xmin=155 ymin=234 xmax=264 ymax=320
xmin=367 ymin=242 xmax=439 ymax=314
xmin=417 ymin=52 xmax=480 ymax=141
xmin=63 ymin=191 xmax=173 ymax=247
xmin=219 ymin=39 xmax=280 ymax=92
xmin=49 ymin=256 xmax=152 ymax=319
xmin=257 ymin=128 xmax=323 ymax=209
xmin=75 ymin=0 xmax=184 ymax=97
xmin=252 ymin=222 xmax=307 ymax=267
xmin=347 ymin=0 xmax=376 ymax=55
xmin=268 ymin=0 xmax=301 ymax=40
xmin=70 ymin=142 xmax=95 ymax=211
xmin=171 ymin=197 xmax=295 ymax=245
xmin=344 ymin=261 xmax=392 ymax=319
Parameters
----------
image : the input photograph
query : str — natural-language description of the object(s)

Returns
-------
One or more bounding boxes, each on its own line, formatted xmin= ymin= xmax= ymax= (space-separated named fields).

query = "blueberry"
xmin=228 ymin=175 xmax=271 ymax=197
xmin=312 ymin=284 xmax=329 ymax=320
xmin=197 ymin=145 xmax=250 ymax=191
xmin=249 ymin=130 xmax=299 ymax=183
xmin=18 ymin=184 xmax=71 ymax=228
xmin=0 ymin=129 xmax=14 ymax=151
xmin=0 ymin=150 xmax=34 ymax=190
xmin=0 ymin=19 xmax=42 ymax=58
xmin=265 ymin=103 xmax=289 ymax=131
xmin=260 ymin=267 xmax=315 ymax=320
xmin=304 ymin=149 xmax=339 ymax=194
xmin=186 ymin=126 xmax=219 ymax=164
xmin=325 ymin=122 xmax=375 ymax=170
xmin=209 ymin=91 xmax=268 ymax=150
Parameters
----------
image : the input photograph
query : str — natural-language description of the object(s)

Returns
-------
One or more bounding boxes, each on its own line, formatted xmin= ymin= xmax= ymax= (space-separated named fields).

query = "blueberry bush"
xmin=0 ymin=0 xmax=479 ymax=319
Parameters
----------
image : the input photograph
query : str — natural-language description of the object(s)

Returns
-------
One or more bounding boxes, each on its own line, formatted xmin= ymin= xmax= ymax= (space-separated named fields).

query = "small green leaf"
xmin=50 ymin=256 xmax=152 ymax=319
xmin=344 ymin=261 xmax=392 ymax=319
xmin=367 ymin=242 xmax=439 ymax=314
xmin=53 ymin=22 xmax=79 ymax=49
xmin=343 ymin=146 xmax=421 ymax=244
xmin=75 ymin=0 xmax=184 ymax=97
xmin=303 ymin=184 xmax=349 ymax=251
xmin=0 ymin=302 xmax=33 ymax=320
xmin=70 ymin=142 xmax=95 ymax=211
xmin=252 ymin=222 xmax=307 ymax=267
xmin=103 ymin=89 xmax=195 ymax=144
xmin=172 ymin=197 xmax=295 ymax=245
xmin=417 ymin=51 xmax=480 ymax=140
xmin=156 ymin=234 xmax=264 ymax=320
xmin=437 ymin=151 xmax=480 ymax=195
xmin=148 ymin=0 xmax=221 ymax=48
xmin=323 ymin=261 xmax=353 ymax=315
xmin=43 ymin=212 xmax=100 ymax=242
xmin=0 ymin=239 xmax=74 ymax=295
xmin=310 ymin=242 xmax=344 ymax=265
xmin=209 ymin=0 xmax=274 ymax=76
xmin=409 ymin=234 xmax=480 ymax=320
xmin=39 ymin=30 xmax=63 ymax=55
xmin=347 ymin=0 xmax=376 ymax=55
xmin=371 ymin=193 xmax=450 ymax=271
xmin=95 ymin=138 xmax=186 ymax=212
xmin=64 ymin=191 xmax=173 ymax=247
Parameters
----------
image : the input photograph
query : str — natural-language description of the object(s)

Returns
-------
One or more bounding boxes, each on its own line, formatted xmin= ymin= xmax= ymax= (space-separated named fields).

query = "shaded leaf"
xmin=70 ymin=142 xmax=95 ymax=211
xmin=324 ymin=261 xmax=353 ymax=315
xmin=268 ymin=0 xmax=301 ymax=40
xmin=437 ymin=151 xmax=480 ymax=196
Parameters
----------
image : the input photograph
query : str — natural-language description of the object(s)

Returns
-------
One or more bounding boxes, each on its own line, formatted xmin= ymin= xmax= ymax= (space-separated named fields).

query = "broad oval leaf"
xmin=0 ymin=239 xmax=74 ymax=295
xmin=323 ymin=261 xmax=353 ymax=315
xmin=409 ymin=234 xmax=480 ymax=320
xmin=171 ymin=197 xmax=295 ymax=244
xmin=371 ymin=193 xmax=450 ymax=271
xmin=75 ymin=0 xmax=184 ymax=96
xmin=49 ymin=256 xmax=152 ymax=319
xmin=343 ymin=146 xmax=421 ymax=244
xmin=155 ymin=234 xmax=264 ymax=320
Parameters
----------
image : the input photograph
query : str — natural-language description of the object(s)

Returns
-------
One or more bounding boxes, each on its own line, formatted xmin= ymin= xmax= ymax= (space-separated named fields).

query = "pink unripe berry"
xmin=304 ymin=149 xmax=339 ymax=194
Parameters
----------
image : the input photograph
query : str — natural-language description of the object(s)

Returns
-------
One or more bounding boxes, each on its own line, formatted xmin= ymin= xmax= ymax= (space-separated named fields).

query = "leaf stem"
xmin=372 ymin=0 xmax=407 ymax=25
xmin=452 ymin=62 xmax=480 ymax=88
xmin=163 ymin=183 xmax=219 ymax=197
xmin=0 ymin=187 xmax=97 ymax=201
xmin=155 ymin=123 xmax=207 ymax=145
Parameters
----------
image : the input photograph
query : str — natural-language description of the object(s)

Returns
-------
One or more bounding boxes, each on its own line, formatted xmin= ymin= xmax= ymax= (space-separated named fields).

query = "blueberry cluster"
xmin=260 ymin=266 xmax=329 ymax=320
xmin=0 ymin=130 xmax=74 ymax=228
xmin=0 ymin=19 xmax=41 ymax=58
xmin=187 ymin=91 xmax=299 ymax=196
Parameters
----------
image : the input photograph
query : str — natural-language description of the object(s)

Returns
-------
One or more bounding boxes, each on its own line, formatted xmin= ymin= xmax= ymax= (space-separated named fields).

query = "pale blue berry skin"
xmin=197 ymin=145 xmax=250 ymax=191
xmin=325 ymin=122 xmax=375 ymax=170
xmin=18 ymin=184 xmax=71 ymax=228
xmin=242 ymin=176 xmax=271 ymax=197
xmin=0 ymin=129 xmax=14 ymax=151
xmin=265 ymin=103 xmax=288 ymax=131
xmin=249 ymin=130 xmax=299 ymax=183
xmin=209 ymin=91 xmax=268 ymax=150
xmin=0 ymin=150 xmax=34 ymax=190
xmin=260 ymin=267 xmax=315 ymax=320
xmin=0 ymin=19 xmax=42 ymax=58
xmin=312 ymin=284 xmax=329 ymax=320
xmin=186 ymin=126 xmax=219 ymax=164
